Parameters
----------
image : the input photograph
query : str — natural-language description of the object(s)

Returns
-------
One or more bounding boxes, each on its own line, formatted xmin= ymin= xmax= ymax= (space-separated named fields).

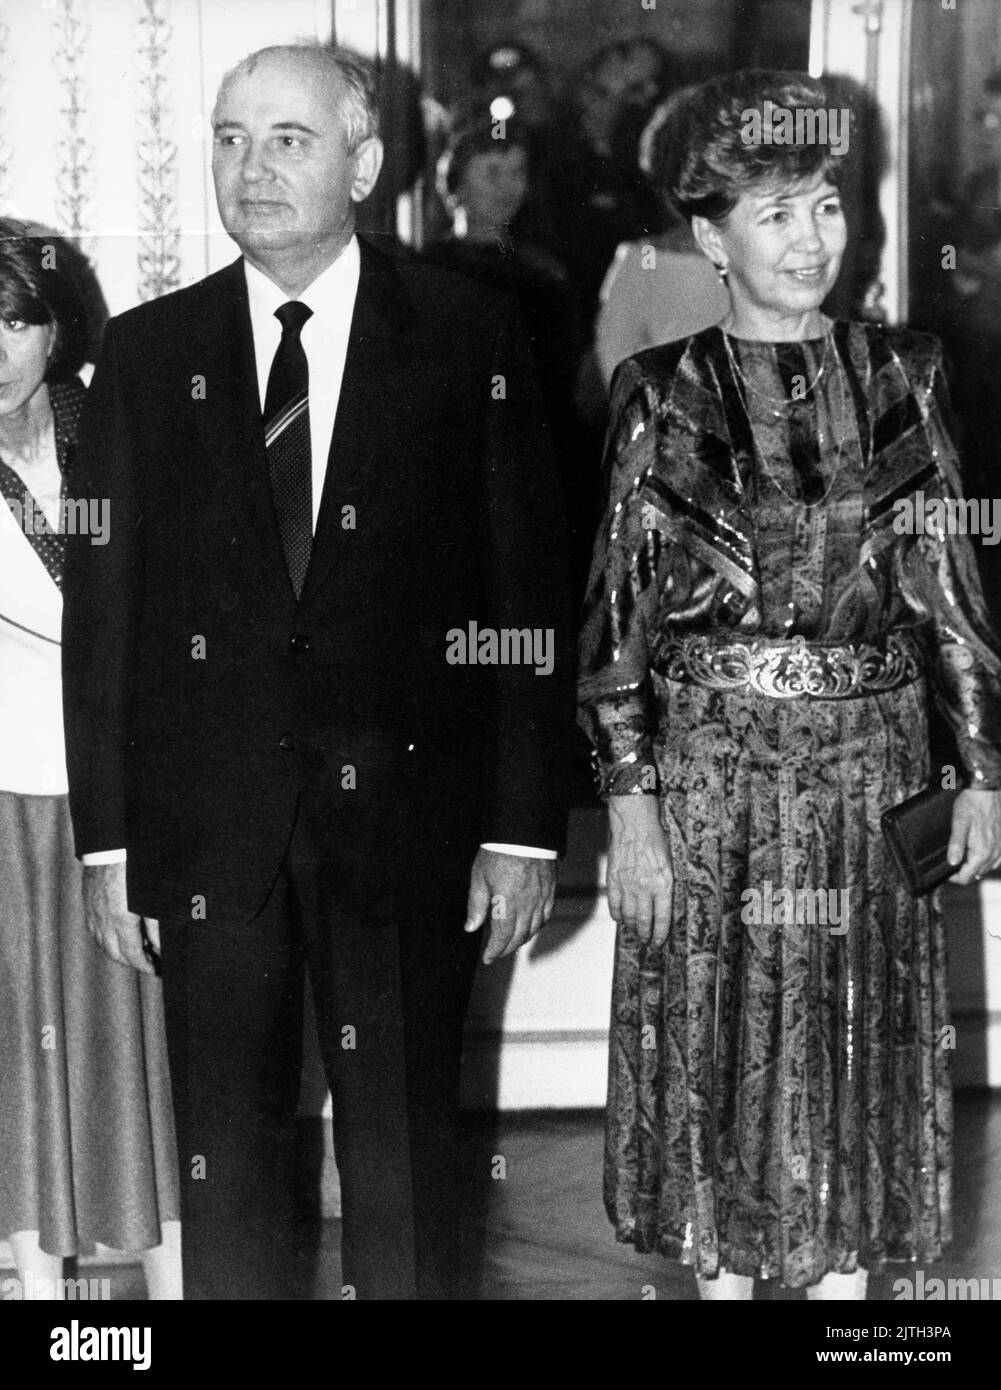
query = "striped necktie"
xmin=264 ymin=301 xmax=313 ymax=599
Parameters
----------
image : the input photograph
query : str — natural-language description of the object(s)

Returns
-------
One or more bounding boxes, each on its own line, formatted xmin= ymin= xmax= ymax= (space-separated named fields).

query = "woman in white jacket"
xmin=0 ymin=221 xmax=180 ymax=1300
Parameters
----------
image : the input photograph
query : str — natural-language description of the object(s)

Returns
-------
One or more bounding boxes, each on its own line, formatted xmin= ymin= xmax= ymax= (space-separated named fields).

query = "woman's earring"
xmin=715 ymin=262 xmax=729 ymax=283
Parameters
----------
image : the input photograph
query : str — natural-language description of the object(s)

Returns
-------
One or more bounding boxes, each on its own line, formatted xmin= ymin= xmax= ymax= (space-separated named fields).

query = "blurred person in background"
xmin=470 ymin=41 xmax=556 ymax=140
xmin=425 ymin=117 xmax=594 ymax=601
xmin=0 ymin=220 xmax=180 ymax=1300
xmin=466 ymin=42 xmax=561 ymax=263
xmin=546 ymin=40 xmax=670 ymax=334
xmin=919 ymin=67 xmax=1001 ymax=625
xmin=593 ymin=90 xmax=730 ymax=389
xmin=609 ymin=38 xmax=673 ymax=180
xmin=937 ymin=68 xmax=1001 ymax=499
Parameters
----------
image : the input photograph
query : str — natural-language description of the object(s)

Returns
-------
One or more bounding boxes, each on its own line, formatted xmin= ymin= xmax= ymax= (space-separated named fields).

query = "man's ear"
xmin=350 ymin=137 xmax=384 ymax=203
xmin=691 ymin=215 xmax=725 ymax=271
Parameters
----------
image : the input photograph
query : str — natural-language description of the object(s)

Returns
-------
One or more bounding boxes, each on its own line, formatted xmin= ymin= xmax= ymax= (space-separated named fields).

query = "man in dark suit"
xmin=62 ymin=43 xmax=574 ymax=1300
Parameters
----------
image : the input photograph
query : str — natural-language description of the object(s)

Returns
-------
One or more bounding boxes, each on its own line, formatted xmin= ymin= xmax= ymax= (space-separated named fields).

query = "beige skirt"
xmin=0 ymin=791 xmax=179 ymax=1255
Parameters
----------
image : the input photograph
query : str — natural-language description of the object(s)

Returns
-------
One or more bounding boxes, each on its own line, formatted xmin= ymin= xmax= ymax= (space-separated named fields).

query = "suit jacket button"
xmin=279 ymin=733 xmax=295 ymax=751
xmin=290 ymin=634 xmax=311 ymax=652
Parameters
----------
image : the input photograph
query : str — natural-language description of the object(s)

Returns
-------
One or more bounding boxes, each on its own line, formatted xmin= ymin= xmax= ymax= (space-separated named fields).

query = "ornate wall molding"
xmin=52 ymin=0 xmax=94 ymax=241
xmin=0 ymin=5 xmax=12 ymax=215
xmin=135 ymin=0 xmax=180 ymax=301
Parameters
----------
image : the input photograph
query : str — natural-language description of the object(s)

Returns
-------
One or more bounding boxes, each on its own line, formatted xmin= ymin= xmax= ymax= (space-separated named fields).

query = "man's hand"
xmin=83 ymin=861 xmax=158 ymax=974
xmin=607 ymin=794 xmax=674 ymax=948
xmin=464 ymin=849 xmax=556 ymax=964
xmin=948 ymin=787 xmax=1001 ymax=885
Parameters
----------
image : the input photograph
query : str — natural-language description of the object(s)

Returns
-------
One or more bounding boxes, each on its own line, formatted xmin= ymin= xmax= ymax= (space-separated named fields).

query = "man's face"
xmin=211 ymin=52 xmax=378 ymax=265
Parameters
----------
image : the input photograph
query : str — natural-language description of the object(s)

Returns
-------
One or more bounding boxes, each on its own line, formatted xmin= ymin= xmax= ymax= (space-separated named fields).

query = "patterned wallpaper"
xmin=135 ymin=0 xmax=180 ymax=301
xmin=52 ymin=0 xmax=95 ymax=245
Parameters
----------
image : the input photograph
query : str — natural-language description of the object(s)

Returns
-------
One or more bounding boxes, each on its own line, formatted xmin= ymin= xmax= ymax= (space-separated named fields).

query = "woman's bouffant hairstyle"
xmin=648 ymin=70 xmax=851 ymax=224
xmin=0 ymin=219 xmax=89 ymax=380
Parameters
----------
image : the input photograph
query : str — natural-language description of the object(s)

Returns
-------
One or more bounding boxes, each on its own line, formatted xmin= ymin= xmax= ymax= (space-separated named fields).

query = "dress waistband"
xmin=654 ymin=631 xmax=922 ymax=700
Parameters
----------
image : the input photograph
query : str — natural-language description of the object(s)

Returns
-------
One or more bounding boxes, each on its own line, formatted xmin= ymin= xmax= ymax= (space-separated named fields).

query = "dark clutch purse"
xmin=881 ymin=785 xmax=960 ymax=895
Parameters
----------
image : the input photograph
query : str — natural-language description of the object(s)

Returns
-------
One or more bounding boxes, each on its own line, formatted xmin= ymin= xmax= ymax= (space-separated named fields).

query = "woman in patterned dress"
xmin=578 ymin=72 xmax=1001 ymax=1300
xmin=0 ymin=221 xmax=180 ymax=1299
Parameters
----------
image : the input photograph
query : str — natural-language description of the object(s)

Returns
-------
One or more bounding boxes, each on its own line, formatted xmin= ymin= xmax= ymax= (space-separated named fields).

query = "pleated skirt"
xmin=604 ymin=673 xmax=952 ymax=1287
xmin=0 ymin=792 xmax=179 ymax=1255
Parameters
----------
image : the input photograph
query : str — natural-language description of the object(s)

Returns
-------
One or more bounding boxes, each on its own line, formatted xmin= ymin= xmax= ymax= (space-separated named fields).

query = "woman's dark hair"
xmin=0 ymin=218 xmax=89 ymax=380
xmin=439 ymin=116 xmax=530 ymax=199
xmin=649 ymin=70 xmax=851 ymax=224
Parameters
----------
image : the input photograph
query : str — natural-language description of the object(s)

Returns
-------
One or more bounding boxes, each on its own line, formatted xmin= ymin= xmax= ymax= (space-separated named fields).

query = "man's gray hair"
xmin=222 ymin=43 xmax=380 ymax=149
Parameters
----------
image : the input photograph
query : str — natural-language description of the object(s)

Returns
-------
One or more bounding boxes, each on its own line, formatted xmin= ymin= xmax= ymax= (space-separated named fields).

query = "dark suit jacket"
xmin=62 ymin=239 xmax=574 ymax=928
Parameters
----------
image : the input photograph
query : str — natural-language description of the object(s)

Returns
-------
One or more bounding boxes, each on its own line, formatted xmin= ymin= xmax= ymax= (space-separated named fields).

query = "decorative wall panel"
xmin=135 ymin=0 xmax=180 ymax=300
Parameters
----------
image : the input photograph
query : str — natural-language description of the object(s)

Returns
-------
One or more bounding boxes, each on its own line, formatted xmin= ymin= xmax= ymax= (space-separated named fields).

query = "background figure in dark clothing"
xmin=425 ymin=117 xmax=596 ymax=604
xmin=938 ymin=70 xmax=1001 ymax=494
xmin=470 ymin=40 xmax=556 ymax=135
xmin=544 ymin=40 xmax=672 ymax=334
xmin=920 ymin=69 xmax=1001 ymax=623
xmin=462 ymin=43 xmax=565 ymax=292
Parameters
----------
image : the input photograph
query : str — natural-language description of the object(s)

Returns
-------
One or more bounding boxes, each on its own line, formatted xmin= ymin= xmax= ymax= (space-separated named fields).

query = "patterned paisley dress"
xmin=578 ymin=322 xmax=1001 ymax=1286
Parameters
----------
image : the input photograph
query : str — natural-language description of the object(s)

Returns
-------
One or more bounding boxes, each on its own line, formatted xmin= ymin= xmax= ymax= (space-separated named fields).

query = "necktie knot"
xmin=275 ymin=301 xmax=312 ymax=336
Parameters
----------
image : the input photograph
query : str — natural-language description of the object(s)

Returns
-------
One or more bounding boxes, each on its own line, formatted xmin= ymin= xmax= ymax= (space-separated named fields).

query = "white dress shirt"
xmin=245 ymin=240 xmax=359 ymax=530
xmin=84 ymin=236 xmax=554 ymax=863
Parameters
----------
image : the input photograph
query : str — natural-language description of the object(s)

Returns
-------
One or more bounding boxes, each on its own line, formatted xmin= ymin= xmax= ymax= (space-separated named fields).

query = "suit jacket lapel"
xmin=185 ymin=259 xmax=291 ymax=593
xmin=302 ymin=240 xmax=417 ymax=603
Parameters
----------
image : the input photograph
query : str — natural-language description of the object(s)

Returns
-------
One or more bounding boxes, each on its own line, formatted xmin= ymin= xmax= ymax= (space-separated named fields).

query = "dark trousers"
xmin=159 ymin=790 xmax=480 ymax=1299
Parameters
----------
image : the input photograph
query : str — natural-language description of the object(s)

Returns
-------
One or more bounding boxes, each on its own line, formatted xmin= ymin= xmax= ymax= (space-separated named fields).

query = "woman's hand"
xmin=607 ymin=794 xmax=674 ymax=947
xmin=947 ymin=787 xmax=1001 ymax=885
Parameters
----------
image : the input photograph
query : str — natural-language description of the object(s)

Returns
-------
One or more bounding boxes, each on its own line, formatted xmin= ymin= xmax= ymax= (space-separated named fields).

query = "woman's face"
xmin=457 ymin=146 xmax=529 ymax=229
xmin=0 ymin=313 xmax=54 ymax=417
xmin=697 ymin=174 xmax=847 ymax=328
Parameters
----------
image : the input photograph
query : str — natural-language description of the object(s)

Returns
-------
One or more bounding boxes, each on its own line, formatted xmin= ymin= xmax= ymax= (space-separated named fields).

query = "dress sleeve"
xmin=896 ymin=345 xmax=1001 ymax=787
xmin=577 ymin=357 xmax=666 ymax=797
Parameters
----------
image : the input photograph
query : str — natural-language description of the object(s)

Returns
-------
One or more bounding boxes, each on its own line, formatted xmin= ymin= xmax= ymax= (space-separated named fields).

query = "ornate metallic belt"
xmin=655 ymin=631 xmax=922 ymax=700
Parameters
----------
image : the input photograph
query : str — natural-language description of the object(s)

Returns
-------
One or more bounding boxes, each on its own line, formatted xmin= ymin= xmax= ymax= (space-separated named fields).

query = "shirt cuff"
xmin=83 ymin=844 xmax=556 ymax=867
xmin=480 ymin=843 xmax=558 ymax=859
